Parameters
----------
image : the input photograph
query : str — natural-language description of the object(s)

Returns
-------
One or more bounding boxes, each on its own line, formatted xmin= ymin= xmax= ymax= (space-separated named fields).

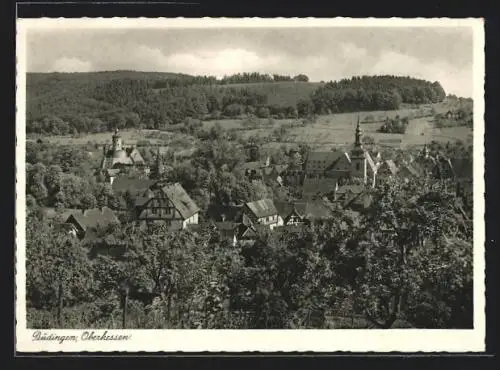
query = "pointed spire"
xmin=354 ymin=114 xmax=362 ymax=147
xmin=154 ymin=146 xmax=163 ymax=178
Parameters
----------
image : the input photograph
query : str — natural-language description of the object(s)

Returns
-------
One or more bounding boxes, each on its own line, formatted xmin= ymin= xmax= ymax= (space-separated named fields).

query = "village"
xmin=51 ymin=115 xmax=473 ymax=249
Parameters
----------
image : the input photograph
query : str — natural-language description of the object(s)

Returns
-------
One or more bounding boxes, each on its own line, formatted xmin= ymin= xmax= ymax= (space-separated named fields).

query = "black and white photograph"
xmin=15 ymin=18 xmax=485 ymax=352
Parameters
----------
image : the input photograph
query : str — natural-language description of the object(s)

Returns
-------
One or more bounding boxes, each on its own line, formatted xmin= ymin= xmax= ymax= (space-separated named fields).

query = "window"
xmin=356 ymin=163 xmax=360 ymax=170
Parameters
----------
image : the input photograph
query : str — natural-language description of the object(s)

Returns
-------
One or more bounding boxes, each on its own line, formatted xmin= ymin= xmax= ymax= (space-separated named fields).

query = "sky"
xmin=26 ymin=26 xmax=474 ymax=97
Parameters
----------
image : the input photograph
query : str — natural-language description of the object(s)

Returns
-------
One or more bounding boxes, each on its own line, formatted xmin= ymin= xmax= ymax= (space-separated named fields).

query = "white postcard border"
xmin=15 ymin=17 xmax=486 ymax=353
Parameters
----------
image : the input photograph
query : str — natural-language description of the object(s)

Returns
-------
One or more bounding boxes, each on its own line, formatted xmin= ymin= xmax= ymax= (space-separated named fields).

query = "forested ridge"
xmin=26 ymin=71 xmax=447 ymax=135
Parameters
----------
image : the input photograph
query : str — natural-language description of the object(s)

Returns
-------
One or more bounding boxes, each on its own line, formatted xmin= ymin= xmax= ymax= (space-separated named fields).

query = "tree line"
xmin=310 ymin=76 xmax=446 ymax=114
xmin=26 ymin=73 xmax=446 ymax=136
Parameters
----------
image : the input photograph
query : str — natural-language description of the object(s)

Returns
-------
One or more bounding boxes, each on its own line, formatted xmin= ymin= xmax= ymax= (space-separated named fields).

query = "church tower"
xmin=112 ymin=128 xmax=123 ymax=153
xmin=350 ymin=115 xmax=367 ymax=183
xmin=421 ymin=143 xmax=430 ymax=159
xmin=151 ymin=147 xmax=164 ymax=179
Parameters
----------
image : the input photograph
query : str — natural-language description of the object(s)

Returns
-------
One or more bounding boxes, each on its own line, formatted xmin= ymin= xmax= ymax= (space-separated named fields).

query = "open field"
xmin=27 ymin=99 xmax=472 ymax=155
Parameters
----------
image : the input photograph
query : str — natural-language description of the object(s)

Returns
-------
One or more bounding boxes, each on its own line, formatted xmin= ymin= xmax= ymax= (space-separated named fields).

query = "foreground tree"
xmin=26 ymin=216 xmax=94 ymax=327
xmin=352 ymin=178 xmax=473 ymax=328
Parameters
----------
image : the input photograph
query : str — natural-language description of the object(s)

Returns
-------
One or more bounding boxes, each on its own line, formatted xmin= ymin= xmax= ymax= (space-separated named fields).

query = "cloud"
xmin=50 ymin=57 xmax=92 ymax=73
xmin=165 ymin=48 xmax=282 ymax=77
xmin=35 ymin=37 xmax=472 ymax=97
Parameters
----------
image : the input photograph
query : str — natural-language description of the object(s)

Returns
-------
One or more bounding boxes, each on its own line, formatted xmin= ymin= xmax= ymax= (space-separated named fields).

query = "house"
xmin=241 ymin=161 xmax=264 ymax=180
xmin=99 ymin=129 xmax=150 ymax=184
xmin=239 ymin=157 xmax=272 ymax=181
xmin=112 ymin=178 xmax=159 ymax=196
xmin=212 ymin=221 xmax=240 ymax=246
xmin=302 ymin=177 xmax=339 ymax=200
xmin=397 ymin=163 xmax=420 ymax=181
xmin=65 ymin=207 xmax=119 ymax=239
xmin=135 ymin=182 xmax=200 ymax=230
xmin=274 ymin=201 xmax=333 ymax=226
xmin=243 ymin=199 xmax=283 ymax=230
xmin=333 ymin=184 xmax=372 ymax=212
xmin=304 ymin=150 xmax=351 ymax=179
xmin=236 ymin=223 xmax=270 ymax=246
xmin=262 ymin=164 xmax=287 ymax=186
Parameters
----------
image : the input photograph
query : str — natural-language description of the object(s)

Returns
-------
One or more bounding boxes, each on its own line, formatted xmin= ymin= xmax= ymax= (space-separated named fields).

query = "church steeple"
xmin=152 ymin=146 xmax=163 ymax=179
xmin=111 ymin=128 xmax=122 ymax=152
xmin=421 ymin=143 xmax=430 ymax=159
xmin=354 ymin=115 xmax=362 ymax=147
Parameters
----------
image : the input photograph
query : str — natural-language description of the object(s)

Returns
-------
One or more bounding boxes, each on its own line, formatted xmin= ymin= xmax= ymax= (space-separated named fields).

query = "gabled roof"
xmin=206 ymin=204 xmax=243 ymax=222
xmin=450 ymin=157 xmax=473 ymax=179
xmin=305 ymin=151 xmax=348 ymax=172
xmin=245 ymin=199 xmax=278 ymax=219
xmin=126 ymin=147 xmax=146 ymax=165
xmin=364 ymin=151 xmax=377 ymax=172
xmin=434 ymin=156 xmax=456 ymax=178
xmin=66 ymin=207 xmax=119 ymax=231
xmin=302 ymin=177 xmax=339 ymax=196
xmin=399 ymin=163 xmax=419 ymax=177
xmin=344 ymin=192 xmax=373 ymax=210
xmin=378 ymin=159 xmax=398 ymax=175
xmin=112 ymin=178 xmax=157 ymax=194
xmin=162 ymin=183 xmax=200 ymax=219
xmin=274 ymin=201 xmax=333 ymax=221
xmin=336 ymin=184 xmax=364 ymax=194
xmin=214 ymin=221 xmax=239 ymax=231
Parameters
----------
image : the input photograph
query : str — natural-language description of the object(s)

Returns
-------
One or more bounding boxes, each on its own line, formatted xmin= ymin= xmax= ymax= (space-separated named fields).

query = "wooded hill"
xmin=26 ymin=71 xmax=447 ymax=135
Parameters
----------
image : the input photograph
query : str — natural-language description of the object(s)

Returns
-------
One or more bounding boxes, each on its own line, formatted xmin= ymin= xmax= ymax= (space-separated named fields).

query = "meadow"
xmin=27 ymin=98 xmax=472 ymax=155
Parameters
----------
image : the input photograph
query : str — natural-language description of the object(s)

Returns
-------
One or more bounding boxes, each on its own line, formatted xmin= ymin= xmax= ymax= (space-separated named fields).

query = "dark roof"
xmin=274 ymin=201 xmax=333 ymax=220
xmin=305 ymin=151 xmax=349 ymax=173
xmin=344 ymin=193 xmax=373 ymax=209
xmin=336 ymin=184 xmax=364 ymax=194
xmin=162 ymin=183 xmax=200 ymax=219
xmin=126 ymin=147 xmax=146 ymax=165
xmin=42 ymin=207 xmax=81 ymax=221
xmin=302 ymin=177 xmax=339 ymax=196
xmin=450 ymin=157 xmax=473 ymax=179
xmin=245 ymin=199 xmax=278 ymax=219
xmin=214 ymin=221 xmax=239 ymax=231
xmin=379 ymin=159 xmax=398 ymax=175
xmin=399 ymin=164 xmax=419 ymax=177
xmin=66 ymin=207 xmax=119 ymax=231
xmin=206 ymin=204 xmax=243 ymax=222
xmin=112 ymin=178 xmax=157 ymax=194
xmin=300 ymin=201 xmax=333 ymax=219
